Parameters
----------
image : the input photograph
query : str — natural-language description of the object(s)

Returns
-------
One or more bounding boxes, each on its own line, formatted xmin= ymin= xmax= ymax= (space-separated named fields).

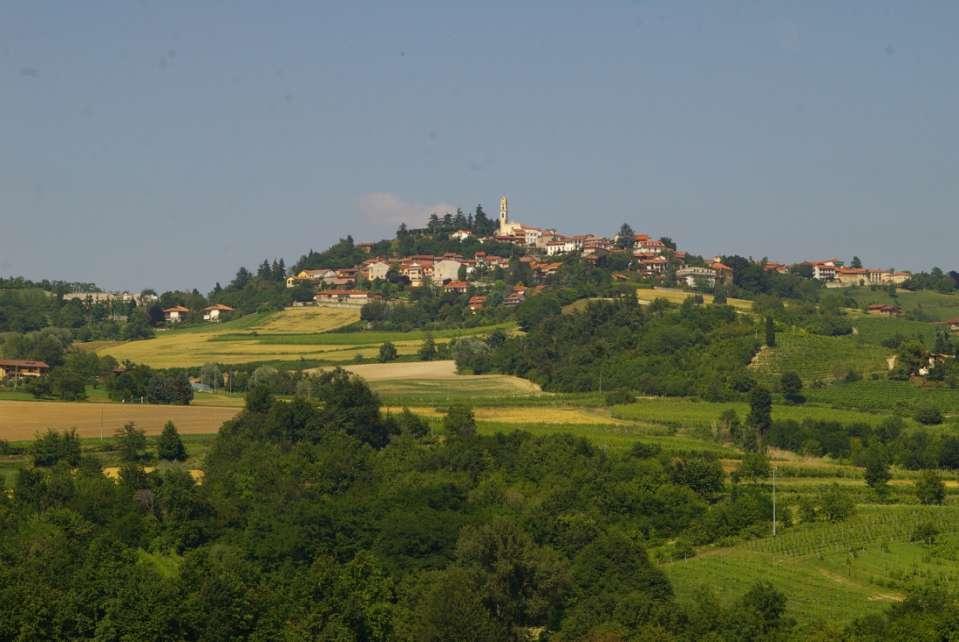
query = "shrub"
xmin=915 ymin=469 xmax=946 ymax=505
xmin=914 ymin=404 xmax=943 ymax=425
xmin=157 ymin=421 xmax=187 ymax=462
xmin=604 ymin=390 xmax=636 ymax=406
xmin=819 ymin=484 xmax=855 ymax=522
xmin=378 ymin=341 xmax=398 ymax=362
xmin=911 ymin=521 xmax=939 ymax=545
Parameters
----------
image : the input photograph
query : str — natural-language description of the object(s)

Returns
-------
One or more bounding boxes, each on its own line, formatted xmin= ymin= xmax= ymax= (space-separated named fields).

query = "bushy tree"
xmin=115 ymin=422 xmax=148 ymax=462
xmin=378 ymin=341 xmax=398 ymax=363
xmin=31 ymin=429 xmax=82 ymax=467
xmin=780 ymin=371 xmax=804 ymax=404
xmin=863 ymin=443 xmax=892 ymax=498
xmin=915 ymin=469 xmax=945 ymax=505
xmin=418 ymin=334 xmax=437 ymax=361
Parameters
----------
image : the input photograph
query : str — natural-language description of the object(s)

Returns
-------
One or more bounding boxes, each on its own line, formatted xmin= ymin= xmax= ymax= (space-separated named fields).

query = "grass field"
xmin=851 ymin=316 xmax=937 ymax=346
xmin=750 ymin=331 xmax=891 ymax=383
xmin=846 ymin=287 xmax=959 ymax=322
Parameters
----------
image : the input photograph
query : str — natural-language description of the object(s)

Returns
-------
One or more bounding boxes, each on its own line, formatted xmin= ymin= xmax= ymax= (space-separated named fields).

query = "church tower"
xmin=498 ymin=195 xmax=509 ymax=235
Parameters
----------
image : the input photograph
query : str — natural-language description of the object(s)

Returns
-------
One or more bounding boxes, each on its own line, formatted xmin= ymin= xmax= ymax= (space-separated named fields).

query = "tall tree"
xmin=746 ymin=386 xmax=772 ymax=450
xmin=616 ymin=223 xmax=634 ymax=249
xmin=765 ymin=316 xmax=776 ymax=347
xmin=157 ymin=421 xmax=188 ymax=461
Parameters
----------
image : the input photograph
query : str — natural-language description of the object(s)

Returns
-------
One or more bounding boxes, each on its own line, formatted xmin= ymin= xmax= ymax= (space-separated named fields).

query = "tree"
xmin=779 ymin=371 xmax=804 ymax=404
xmin=746 ymin=386 xmax=772 ymax=450
xmin=819 ymin=484 xmax=855 ymax=522
xmin=915 ymin=469 xmax=945 ymax=505
xmin=378 ymin=342 xmax=398 ymax=363
xmin=200 ymin=363 xmax=222 ymax=390
xmin=616 ymin=223 xmax=634 ymax=249
xmin=863 ymin=443 xmax=892 ymax=498
xmin=851 ymin=256 xmax=863 ymax=269
xmin=116 ymin=422 xmax=147 ymax=462
xmin=670 ymin=454 xmax=725 ymax=500
xmin=443 ymin=405 xmax=477 ymax=439
xmin=157 ymin=421 xmax=187 ymax=462
xmin=764 ymin=316 xmax=776 ymax=347
xmin=245 ymin=384 xmax=274 ymax=412
xmin=418 ymin=334 xmax=437 ymax=361
xmin=31 ymin=428 xmax=82 ymax=467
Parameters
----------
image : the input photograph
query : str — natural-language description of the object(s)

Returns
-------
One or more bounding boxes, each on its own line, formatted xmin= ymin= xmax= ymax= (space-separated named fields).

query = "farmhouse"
xmin=163 ymin=305 xmax=190 ymax=323
xmin=363 ymin=259 xmax=392 ymax=281
xmin=811 ymin=260 xmax=841 ymax=281
xmin=202 ymin=303 xmax=235 ymax=322
xmin=867 ymin=304 xmax=902 ymax=317
xmin=0 ymin=359 xmax=50 ymax=381
xmin=313 ymin=290 xmax=381 ymax=306
xmin=444 ymin=280 xmax=469 ymax=294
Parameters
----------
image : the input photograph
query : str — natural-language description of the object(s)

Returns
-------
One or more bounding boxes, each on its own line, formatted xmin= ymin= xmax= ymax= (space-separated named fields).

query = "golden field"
xmin=0 ymin=401 xmax=239 ymax=441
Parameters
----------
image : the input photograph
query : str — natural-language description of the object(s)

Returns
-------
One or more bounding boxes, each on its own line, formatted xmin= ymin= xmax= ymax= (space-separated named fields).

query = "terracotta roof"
xmin=163 ymin=305 xmax=190 ymax=313
xmin=203 ymin=304 xmax=235 ymax=312
xmin=0 ymin=359 xmax=50 ymax=369
xmin=315 ymin=289 xmax=376 ymax=297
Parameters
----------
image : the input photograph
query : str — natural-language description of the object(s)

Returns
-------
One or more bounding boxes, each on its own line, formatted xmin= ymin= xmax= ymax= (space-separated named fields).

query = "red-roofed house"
xmin=203 ymin=304 xmax=236 ymax=322
xmin=0 ymin=359 xmax=50 ymax=381
xmin=163 ymin=305 xmax=190 ymax=323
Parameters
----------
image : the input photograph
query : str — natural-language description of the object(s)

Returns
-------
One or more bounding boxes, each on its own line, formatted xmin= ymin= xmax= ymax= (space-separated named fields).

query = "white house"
xmin=203 ymin=303 xmax=235 ymax=322
xmin=365 ymin=260 xmax=391 ymax=281
xmin=163 ymin=305 xmax=190 ymax=323
xmin=676 ymin=266 xmax=718 ymax=288
xmin=451 ymin=229 xmax=472 ymax=242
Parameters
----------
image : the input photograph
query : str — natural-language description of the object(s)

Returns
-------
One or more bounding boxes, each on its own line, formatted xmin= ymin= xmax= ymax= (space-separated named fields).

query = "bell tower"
xmin=498 ymin=195 xmax=509 ymax=234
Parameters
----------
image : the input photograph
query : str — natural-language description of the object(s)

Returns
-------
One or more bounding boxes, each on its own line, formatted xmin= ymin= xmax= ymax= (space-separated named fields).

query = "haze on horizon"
xmin=2 ymin=2 xmax=957 ymax=292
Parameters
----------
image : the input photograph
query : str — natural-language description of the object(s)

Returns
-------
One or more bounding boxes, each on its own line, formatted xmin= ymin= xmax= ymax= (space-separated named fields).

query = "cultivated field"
xmin=750 ymin=331 xmax=891 ymax=383
xmin=637 ymin=287 xmax=754 ymax=312
xmin=847 ymin=287 xmax=959 ymax=322
xmin=98 ymin=307 xmax=512 ymax=368
xmin=0 ymin=401 xmax=239 ymax=441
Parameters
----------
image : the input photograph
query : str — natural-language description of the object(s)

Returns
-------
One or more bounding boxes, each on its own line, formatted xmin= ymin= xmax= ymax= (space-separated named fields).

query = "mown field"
xmin=97 ymin=306 xmax=512 ymax=368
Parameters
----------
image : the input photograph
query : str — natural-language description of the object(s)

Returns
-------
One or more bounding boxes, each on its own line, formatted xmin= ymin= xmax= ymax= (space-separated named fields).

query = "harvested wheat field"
xmin=0 ymin=401 xmax=239 ymax=441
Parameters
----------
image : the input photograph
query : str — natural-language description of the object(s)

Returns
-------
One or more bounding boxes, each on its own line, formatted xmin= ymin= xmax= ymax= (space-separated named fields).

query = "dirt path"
xmin=0 ymin=401 xmax=239 ymax=441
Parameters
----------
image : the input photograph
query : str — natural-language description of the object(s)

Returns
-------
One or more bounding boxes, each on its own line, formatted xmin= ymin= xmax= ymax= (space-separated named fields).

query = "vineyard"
xmin=846 ymin=287 xmax=959 ymax=322
xmin=852 ymin=316 xmax=936 ymax=346
xmin=665 ymin=505 xmax=959 ymax=628
xmin=749 ymin=331 xmax=890 ymax=383
xmin=805 ymin=379 xmax=959 ymax=416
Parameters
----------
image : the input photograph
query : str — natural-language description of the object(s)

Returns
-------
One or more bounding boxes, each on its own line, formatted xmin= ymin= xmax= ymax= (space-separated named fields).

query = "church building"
xmin=498 ymin=195 xmax=524 ymax=236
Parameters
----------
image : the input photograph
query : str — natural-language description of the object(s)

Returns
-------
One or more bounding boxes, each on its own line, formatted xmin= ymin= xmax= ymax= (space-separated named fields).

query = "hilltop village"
xmin=280 ymin=195 xmax=911 ymax=313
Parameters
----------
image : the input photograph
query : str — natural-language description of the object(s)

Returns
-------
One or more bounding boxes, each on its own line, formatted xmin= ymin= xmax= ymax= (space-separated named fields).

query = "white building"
xmin=434 ymin=258 xmax=463 ymax=284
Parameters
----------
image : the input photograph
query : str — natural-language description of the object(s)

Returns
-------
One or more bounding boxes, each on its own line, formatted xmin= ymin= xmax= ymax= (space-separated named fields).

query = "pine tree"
xmin=157 ymin=420 xmax=187 ymax=462
xmin=765 ymin=316 xmax=776 ymax=347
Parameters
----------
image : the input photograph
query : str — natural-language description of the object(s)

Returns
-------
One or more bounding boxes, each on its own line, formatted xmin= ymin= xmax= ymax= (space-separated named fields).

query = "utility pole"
xmin=772 ymin=464 xmax=777 ymax=537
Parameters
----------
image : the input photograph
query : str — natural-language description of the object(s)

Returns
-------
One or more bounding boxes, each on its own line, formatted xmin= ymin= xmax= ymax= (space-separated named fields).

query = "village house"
xmin=443 ymin=280 xmax=470 ymax=294
xmin=163 ymin=305 xmax=190 ymax=323
xmin=867 ymin=304 xmax=902 ymax=317
xmin=633 ymin=235 xmax=665 ymax=256
xmin=834 ymin=267 xmax=870 ymax=287
xmin=202 ymin=303 xmax=235 ymax=322
xmin=286 ymin=269 xmax=334 ymax=288
xmin=763 ymin=262 xmax=790 ymax=274
xmin=363 ymin=259 xmax=392 ymax=281
xmin=314 ymin=290 xmax=381 ymax=306
xmin=468 ymin=295 xmax=488 ymax=313
xmin=450 ymin=229 xmax=472 ymax=242
xmin=811 ymin=260 xmax=841 ymax=281
xmin=0 ymin=359 xmax=50 ymax=381
xmin=945 ymin=318 xmax=959 ymax=333
xmin=676 ymin=266 xmax=718 ymax=289
xmin=711 ymin=261 xmax=733 ymax=284
xmin=637 ymin=256 xmax=669 ymax=276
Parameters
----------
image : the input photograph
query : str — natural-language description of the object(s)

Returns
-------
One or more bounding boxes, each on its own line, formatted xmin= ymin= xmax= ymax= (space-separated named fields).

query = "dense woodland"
xmin=0 ymin=370 xmax=941 ymax=640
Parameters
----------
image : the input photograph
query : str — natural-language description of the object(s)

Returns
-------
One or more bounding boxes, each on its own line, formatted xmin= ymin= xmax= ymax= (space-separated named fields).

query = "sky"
xmin=2 ymin=1 xmax=957 ymax=292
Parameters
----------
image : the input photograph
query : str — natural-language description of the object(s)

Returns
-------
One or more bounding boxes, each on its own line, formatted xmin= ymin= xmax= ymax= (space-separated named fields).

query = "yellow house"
xmin=0 ymin=359 xmax=50 ymax=380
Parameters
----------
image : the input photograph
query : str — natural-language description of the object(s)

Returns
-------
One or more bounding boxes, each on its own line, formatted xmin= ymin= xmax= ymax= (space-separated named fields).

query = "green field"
xmin=750 ymin=331 xmax=891 ymax=383
xmin=852 ymin=316 xmax=937 ymax=346
xmin=847 ymin=287 xmax=959 ymax=322
xmin=610 ymin=396 xmax=908 ymax=429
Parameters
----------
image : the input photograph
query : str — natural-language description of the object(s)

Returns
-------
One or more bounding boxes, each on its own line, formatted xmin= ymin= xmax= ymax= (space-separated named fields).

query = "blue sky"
xmin=2 ymin=1 xmax=957 ymax=291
